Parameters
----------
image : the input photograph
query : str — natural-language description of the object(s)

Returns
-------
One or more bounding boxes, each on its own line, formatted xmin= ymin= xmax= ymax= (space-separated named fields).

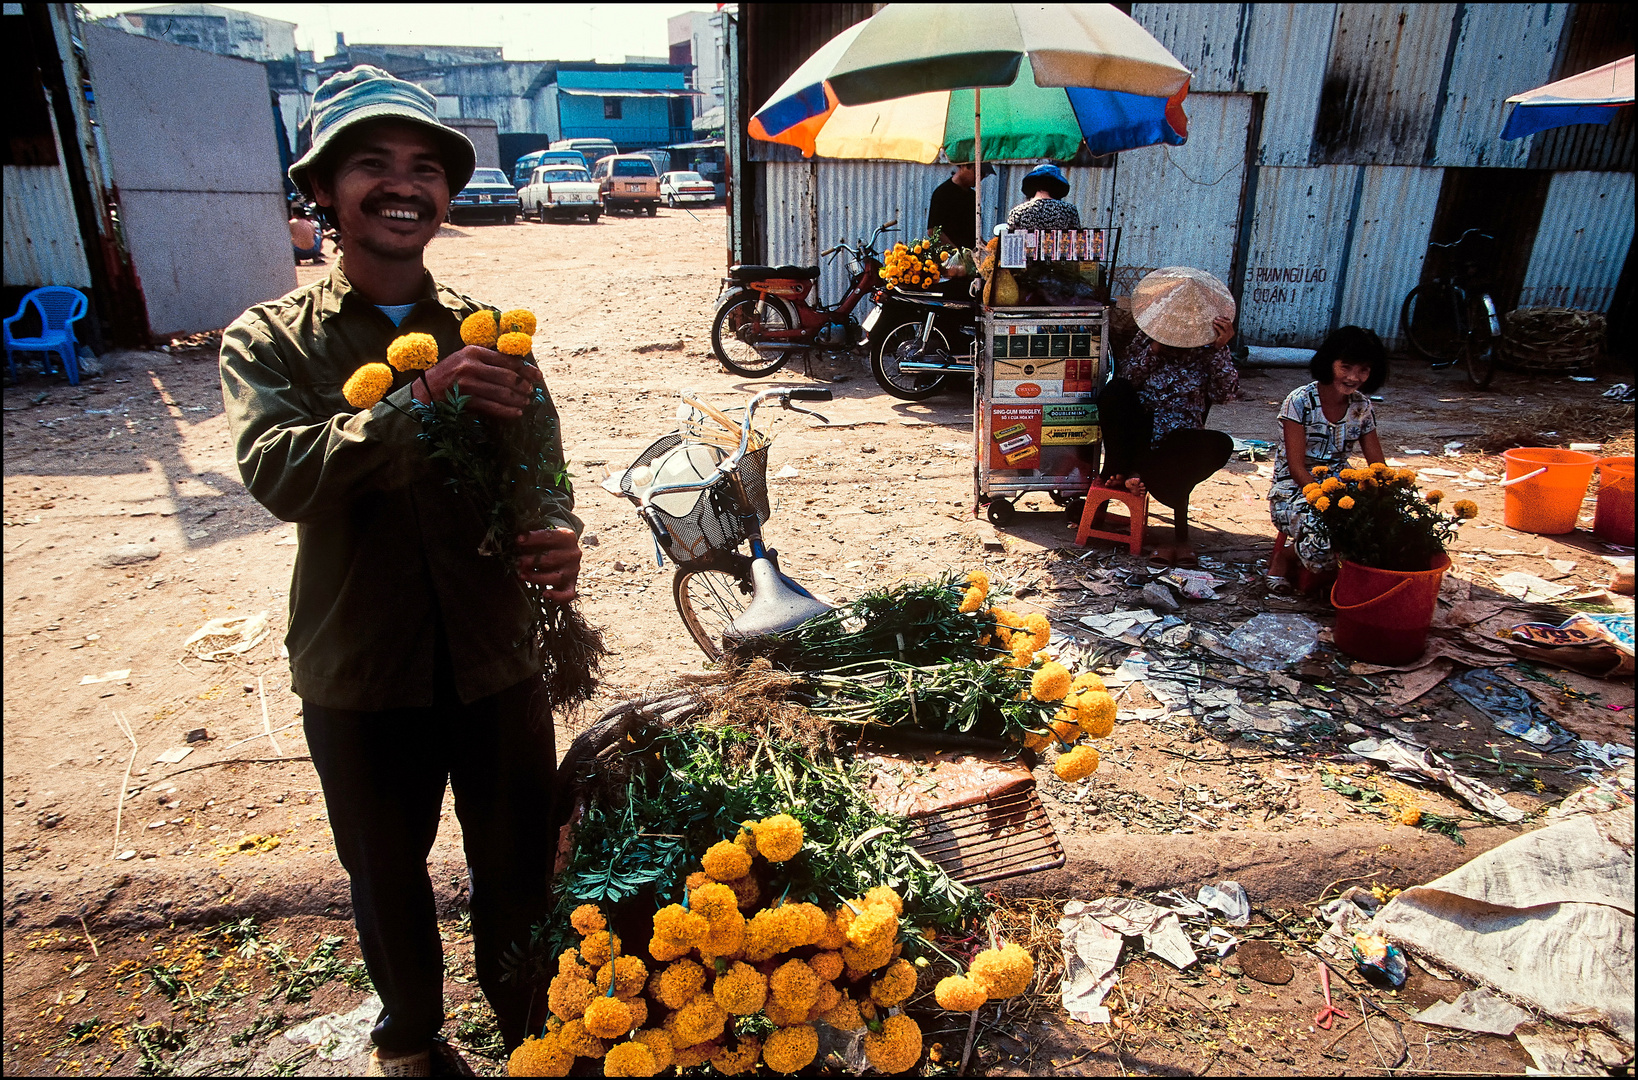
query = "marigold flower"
xmin=783 ymin=901 xmax=829 ymax=946
xmin=1054 ymin=744 xmax=1100 ymax=782
xmin=499 ymin=308 xmax=537 ymax=336
xmin=842 ymin=938 xmax=895 ymax=975
xmin=699 ymin=908 xmax=745 ymax=961
xmin=656 ymin=959 xmax=707 ymax=1009
xmin=935 ymin=974 xmax=990 ymax=1012
xmin=671 ymin=993 xmax=728 ymax=1046
xmin=1314 ymin=496 xmax=1331 ymax=512
xmin=647 ymin=935 xmax=690 ymax=963
xmin=859 ymin=885 xmax=901 ymax=916
xmin=741 ymin=908 xmax=790 ymax=962
xmin=1030 ymin=660 xmax=1071 ymax=702
xmin=992 ymin=608 xmax=1024 ymax=629
xmin=1304 ymin=487 xmax=1321 ymax=505
xmin=958 ymin=586 xmax=984 ymax=613
xmin=596 ymin=956 xmax=647 ymax=999
xmin=1023 ymin=729 xmax=1051 ymax=751
xmin=547 ymin=972 xmax=595 ymax=1021
xmin=685 ymin=870 xmax=711 ymax=891
xmin=815 ymin=909 xmax=849 ymax=951
xmin=727 ymin=873 xmax=761 ymax=910
xmin=569 ymin=905 xmax=606 ymax=936
xmin=386 ymin=332 xmax=438 ymax=372
xmin=713 ymin=961 xmax=768 ymax=1015
xmin=1400 ymin=805 xmax=1423 ymax=826
xmin=634 ymin=1029 xmax=673 ymax=1073
xmin=820 ymin=993 xmax=864 ymax=1032
xmin=1424 ymin=489 xmax=1444 ymax=504
xmin=1312 ymin=465 xmax=1329 ymax=477
xmin=702 ymin=839 xmax=753 ymax=882
xmin=583 ymin=994 xmax=634 ymax=1039
xmin=1071 ymin=671 xmax=1105 ymax=693
xmin=970 ymin=943 xmax=1034 ymax=999
xmin=1049 ymin=718 xmax=1080 ymax=745
xmin=343 ymin=362 xmax=393 ymax=408
xmin=1009 ymin=636 xmax=1036 ymax=668
xmin=652 ymin=904 xmax=709 ymax=950
xmin=769 ymin=958 xmax=821 ymax=1011
xmin=460 ymin=309 xmax=499 ymax=347
xmin=556 ymin=948 xmax=588 ymax=979
xmin=966 ymin=569 xmax=990 ymax=595
xmin=863 ymin=1013 xmax=923 ymax=1073
xmin=1337 ymin=495 xmax=1356 ymax=510
xmin=750 ymin=814 xmax=804 ymax=862
xmin=762 ymin=995 xmax=812 ymax=1026
xmin=815 ymin=982 xmax=842 ymax=1014
xmin=1453 ymin=499 xmax=1478 ymax=519
xmin=670 ymin=1040 xmax=715 ymax=1069
xmin=846 ymin=905 xmax=898 ymax=951
xmin=497 ymin=331 xmax=533 ymax=356
xmin=1076 ymin=690 xmax=1117 ymax=738
xmin=1320 ymin=477 xmax=1344 ymax=494
xmin=688 ymin=881 xmax=738 ymax=924
xmin=580 ymin=930 xmax=620 ymax=967
xmin=763 ymin=1024 xmax=819 ymax=1074
xmin=627 ymin=997 xmax=649 ymax=1029
xmin=1302 ymin=483 xmax=1321 ymax=500
xmin=870 ymin=958 xmax=917 ymax=1006
xmin=507 ymin=1033 xmax=572 ymax=1076
xmin=710 ymin=1037 xmax=761 ymax=1075
xmin=809 ymin=950 xmax=844 ymax=982
xmin=602 ymin=1041 xmax=656 ymax=1077
xmin=557 ymin=1018 xmax=606 ymax=1059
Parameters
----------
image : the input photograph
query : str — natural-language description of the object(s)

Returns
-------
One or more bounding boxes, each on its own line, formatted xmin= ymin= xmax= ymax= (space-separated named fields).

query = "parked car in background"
xmin=448 ymin=168 xmax=521 ymax=224
xmin=631 ymin=149 xmax=673 ymax=177
xmin=519 ymin=164 xmax=602 ymax=222
xmin=550 ymin=137 xmax=618 ymax=165
xmin=659 ymin=171 xmax=717 ymax=207
xmin=591 ymin=154 xmax=661 ymax=216
xmin=512 ymin=148 xmax=587 ymax=190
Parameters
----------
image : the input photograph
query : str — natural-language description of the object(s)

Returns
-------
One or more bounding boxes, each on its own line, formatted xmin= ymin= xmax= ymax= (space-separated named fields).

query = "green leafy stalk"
xmin=807 ymin=659 xmax=1059 ymax=745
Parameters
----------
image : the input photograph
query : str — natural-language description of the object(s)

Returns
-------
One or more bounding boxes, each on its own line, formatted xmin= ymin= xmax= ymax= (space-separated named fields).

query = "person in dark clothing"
xmin=925 ymin=161 xmax=993 ymax=249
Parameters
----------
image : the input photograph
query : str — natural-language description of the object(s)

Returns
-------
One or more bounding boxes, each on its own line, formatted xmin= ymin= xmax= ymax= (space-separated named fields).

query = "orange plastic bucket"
xmin=1502 ymin=448 xmax=1598 ymax=535
xmin=1594 ymin=455 xmax=1635 ymax=546
xmin=1331 ymin=555 xmax=1451 ymax=665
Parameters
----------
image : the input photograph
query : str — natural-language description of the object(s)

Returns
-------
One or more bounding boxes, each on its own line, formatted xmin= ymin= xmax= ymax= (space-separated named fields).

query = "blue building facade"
xmin=532 ymin=62 xmax=696 ymax=152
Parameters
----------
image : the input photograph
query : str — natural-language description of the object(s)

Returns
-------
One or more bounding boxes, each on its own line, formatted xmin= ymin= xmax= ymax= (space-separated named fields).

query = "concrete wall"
xmin=444 ymin=118 xmax=501 ymax=170
xmin=81 ymin=21 xmax=294 ymax=338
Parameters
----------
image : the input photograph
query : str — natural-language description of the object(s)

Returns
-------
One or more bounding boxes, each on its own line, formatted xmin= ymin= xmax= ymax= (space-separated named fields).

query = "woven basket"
xmin=1498 ymin=308 xmax=1606 ymax=374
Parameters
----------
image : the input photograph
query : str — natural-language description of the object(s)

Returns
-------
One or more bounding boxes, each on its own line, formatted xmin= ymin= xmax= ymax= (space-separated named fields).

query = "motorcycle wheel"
xmin=711 ymin=292 xmax=795 ymax=378
xmin=871 ymin=321 xmax=951 ymax=400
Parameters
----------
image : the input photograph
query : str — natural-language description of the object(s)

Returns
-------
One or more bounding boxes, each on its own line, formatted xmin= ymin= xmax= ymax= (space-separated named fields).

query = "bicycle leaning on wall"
xmin=1398 ymin=228 xmax=1501 ymax=389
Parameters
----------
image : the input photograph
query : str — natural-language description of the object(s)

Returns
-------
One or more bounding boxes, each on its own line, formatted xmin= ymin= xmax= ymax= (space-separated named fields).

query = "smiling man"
xmin=219 ymin=66 xmax=582 ymax=1077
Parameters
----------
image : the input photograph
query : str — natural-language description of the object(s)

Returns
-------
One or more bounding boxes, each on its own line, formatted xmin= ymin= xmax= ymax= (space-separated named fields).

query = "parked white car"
xmin=659 ymin=171 xmax=717 ymax=208
xmin=519 ymin=165 xmax=602 ymax=223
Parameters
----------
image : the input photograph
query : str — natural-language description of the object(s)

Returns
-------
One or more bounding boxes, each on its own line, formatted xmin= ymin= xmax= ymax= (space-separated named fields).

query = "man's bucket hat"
xmin=1020 ymin=163 xmax=1070 ymax=200
xmin=288 ymin=65 xmax=475 ymax=198
xmin=1131 ymin=267 xmax=1237 ymax=349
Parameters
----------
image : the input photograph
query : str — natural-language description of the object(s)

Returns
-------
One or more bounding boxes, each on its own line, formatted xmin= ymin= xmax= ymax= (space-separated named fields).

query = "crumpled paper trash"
xmin=1068 ymin=896 xmax=1198 ymax=970
xmin=1348 ymin=736 xmax=1527 ymax=822
xmin=183 ymin=612 xmax=269 ymax=661
xmin=1058 ymin=901 xmax=1126 ymax=1024
xmin=1317 ymin=887 xmax=1379 ymax=959
xmin=1414 ymin=987 xmax=1532 ymax=1035
xmin=1197 ymin=881 xmax=1250 ymax=926
xmin=283 ymin=993 xmax=380 ymax=1062
xmin=1515 ymin=1025 xmax=1634 ymax=1076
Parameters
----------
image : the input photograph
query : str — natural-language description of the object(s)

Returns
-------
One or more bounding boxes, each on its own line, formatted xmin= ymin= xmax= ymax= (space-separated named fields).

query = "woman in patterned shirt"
xmin=1006 ymin=163 xmax=1083 ymax=231
xmin=1268 ymin=326 xmax=1389 ymax=576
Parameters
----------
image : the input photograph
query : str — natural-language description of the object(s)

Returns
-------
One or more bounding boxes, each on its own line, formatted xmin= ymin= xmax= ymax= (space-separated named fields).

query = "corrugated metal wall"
xmin=1241 ymin=3 xmax=1336 ymax=166
xmin=1335 ymin=165 xmax=1444 ymax=345
xmin=1429 ymin=4 xmax=1567 ymax=167
xmin=3 ymin=163 xmax=93 ymax=288
xmin=1519 ymin=170 xmax=1637 ymax=310
xmin=1238 ymin=165 xmax=1356 ymax=344
xmin=1130 ymin=4 xmax=1250 ymax=92
xmin=1314 ymin=3 xmax=1458 ymax=166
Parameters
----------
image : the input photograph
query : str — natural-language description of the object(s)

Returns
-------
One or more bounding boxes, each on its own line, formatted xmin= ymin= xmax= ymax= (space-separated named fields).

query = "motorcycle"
xmin=864 ymin=279 xmax=980 ymax=401
xmin=710 ymin=220 xmax=898 ymax=378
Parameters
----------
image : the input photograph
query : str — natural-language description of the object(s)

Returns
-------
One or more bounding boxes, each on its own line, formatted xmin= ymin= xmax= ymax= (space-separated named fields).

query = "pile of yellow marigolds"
xmin=340 ymin=307 xmax=538 ymax=408
xmin=881 ymin=238 xmax=943 ymax=291
xmin=508 ymin=813 xmax=1034 ymax=1077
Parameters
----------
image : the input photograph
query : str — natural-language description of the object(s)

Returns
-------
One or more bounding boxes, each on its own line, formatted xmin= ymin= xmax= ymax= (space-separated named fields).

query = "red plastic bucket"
xmin=1331 ymin=555 xmax=1451 ymax=665
xmin=1593 ymin=456 xmax=1635 ymax=546
xmin=1501 ymin=448 xmax=1597 ymax=535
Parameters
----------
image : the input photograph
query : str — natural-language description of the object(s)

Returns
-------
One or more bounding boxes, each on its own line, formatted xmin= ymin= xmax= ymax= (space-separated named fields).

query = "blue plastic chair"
xmin=4 ymin=286 xmax=89 ymax=386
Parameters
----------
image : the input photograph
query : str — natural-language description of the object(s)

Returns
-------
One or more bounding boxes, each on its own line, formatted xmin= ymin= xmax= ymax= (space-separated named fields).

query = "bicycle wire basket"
xmin=621 ymin=433 xmax=772 ymax=565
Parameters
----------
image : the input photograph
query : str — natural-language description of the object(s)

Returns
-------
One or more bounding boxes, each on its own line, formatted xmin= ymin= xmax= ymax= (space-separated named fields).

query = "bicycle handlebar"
xmin=1428 ymin=228 xmax=1493 ymax=249
xmin=638 ymin=388 xmax=830 ymax=508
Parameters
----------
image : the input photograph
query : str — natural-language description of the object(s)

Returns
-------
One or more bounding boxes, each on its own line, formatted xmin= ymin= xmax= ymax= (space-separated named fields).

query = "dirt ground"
xmin=4 ymin=207 xmax=1634 ymax=1076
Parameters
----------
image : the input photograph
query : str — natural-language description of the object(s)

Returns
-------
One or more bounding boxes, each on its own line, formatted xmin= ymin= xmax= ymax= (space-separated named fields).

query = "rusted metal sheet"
xmin=2 ymin=163 xmax=93 ymax=288
xmin=1243 ymin=3 xmax=1337 ymax=166
xmin=1335 ymin=165 xmax=1443 ymax=347
xmin=1130 ymin=3 xmax=1250 ymax=93
xmin=1519 ymin=171 xmax=1636 ymax=311
xmin=813 ymin=158 xmax=957 ymax=301
xmin=1314 ymin=3 xmax=1459 ymax=166
xmin=763 ymin=160 xmax=818 ymax=272
xmin=1238 ymin=164 xmax=1355 ymax=346
xmin=1527 ymin=3 xmax=1635 ymax=172
xmin=1429 ymin=4 xmax=1567 ymax=168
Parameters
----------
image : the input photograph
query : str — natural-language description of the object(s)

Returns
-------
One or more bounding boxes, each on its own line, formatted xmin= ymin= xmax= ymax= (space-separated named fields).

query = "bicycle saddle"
xmin=729 ymin=264 xmax=820 ymax=282
xmin=726 ymin=558 xmax=832 ymax=641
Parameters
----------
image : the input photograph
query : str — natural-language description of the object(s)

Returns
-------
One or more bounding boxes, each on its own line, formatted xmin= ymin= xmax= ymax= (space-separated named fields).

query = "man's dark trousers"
xmin=302 ymin=633 xmax=554 ymax=1054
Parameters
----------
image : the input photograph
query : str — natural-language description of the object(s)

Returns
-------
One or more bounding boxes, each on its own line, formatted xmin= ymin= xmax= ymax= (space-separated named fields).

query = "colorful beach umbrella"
xmin=1501 ymin=54 xmax=1634 ymax=140
xmin=750 ymin=4 xmax=1192 ymax=162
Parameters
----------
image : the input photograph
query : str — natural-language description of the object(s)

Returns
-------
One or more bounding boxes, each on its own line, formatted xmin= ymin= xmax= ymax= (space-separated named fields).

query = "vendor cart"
xmin=974 ymin=227 xmax=1119 ymax=525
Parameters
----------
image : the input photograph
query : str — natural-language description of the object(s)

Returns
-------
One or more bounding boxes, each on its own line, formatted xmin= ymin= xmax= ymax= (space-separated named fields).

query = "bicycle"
xmin=613 ymin=386 xmax=835 ymax=659
xmin=1399 ymin=228 xmax=1501 ymax=389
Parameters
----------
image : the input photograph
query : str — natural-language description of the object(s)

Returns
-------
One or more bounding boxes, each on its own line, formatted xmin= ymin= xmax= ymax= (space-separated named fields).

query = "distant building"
xmin=528 ymin=61 xmax=697 ymax=153
xmin=668 ymin=10 xmax=725 ymax=128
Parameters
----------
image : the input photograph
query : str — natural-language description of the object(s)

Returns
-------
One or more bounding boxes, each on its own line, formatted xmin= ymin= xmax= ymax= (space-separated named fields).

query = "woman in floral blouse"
xmin=1268 ymin=326 xmax=1389 ymax=575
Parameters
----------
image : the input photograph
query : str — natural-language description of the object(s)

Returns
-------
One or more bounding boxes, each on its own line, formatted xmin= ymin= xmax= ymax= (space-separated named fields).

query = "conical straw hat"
xmin=1131 ymin=267 xmax=1236 ymax=348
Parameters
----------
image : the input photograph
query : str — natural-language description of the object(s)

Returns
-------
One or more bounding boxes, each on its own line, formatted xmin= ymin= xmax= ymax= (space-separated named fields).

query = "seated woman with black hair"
xmin=1268 ymin=326 xmax=1390 ymax=574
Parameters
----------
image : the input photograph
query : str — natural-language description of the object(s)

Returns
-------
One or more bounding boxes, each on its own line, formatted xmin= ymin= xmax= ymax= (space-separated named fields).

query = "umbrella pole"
xmin=973 ymin=87 xmax=983 ymax=252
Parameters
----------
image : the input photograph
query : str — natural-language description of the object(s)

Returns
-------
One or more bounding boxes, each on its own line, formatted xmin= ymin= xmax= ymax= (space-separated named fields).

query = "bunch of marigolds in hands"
xmin=508 ymin=812 xmax=1035 ymax=1077
xmin=341 ymin=308 xmax=538 ymax=408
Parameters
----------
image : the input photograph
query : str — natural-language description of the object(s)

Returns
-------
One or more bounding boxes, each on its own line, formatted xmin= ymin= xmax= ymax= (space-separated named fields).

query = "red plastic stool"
xmin=1270 ymin=531 xmax=1334 ymax=594
xmin=1076 ymin=479 xmax=1150 ymax=554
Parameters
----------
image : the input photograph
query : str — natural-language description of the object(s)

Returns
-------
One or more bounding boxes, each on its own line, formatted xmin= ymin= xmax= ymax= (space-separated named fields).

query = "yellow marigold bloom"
xmin=935 ymin=974 xmax=990 ymax=1012
xmin=1424 ymin=489 xmax=1444 ymax=504
xmin=570 ymin=905 xmax=606 ymax=937
xmin=558 ymin=1018 xmax=606 ymax=1059
xmin=601 ymin=1041 xmax=656 ymax=1077
xmin=815 ymin=909 xmax=849 ymax=951
xmin=1312 ymin=465 xmax=1329 ymax=477
xmin=596 ymin=956 xmax=647 ymax=999
xmin=1030 ymin=660 xmax=1071 ymax=702
xmin=958 ymin=586 xmax=984 ymax=613
xmin=763 ymin=1024 xmax=819 ymax=1073
xmin=870 ymin=958 xmax=917 ymax=1006
xmin=820 ymin=993 xmax=864 ymax=1032
xmin=507 ymin=1033 xmax=572 ymax=1076
xmin=461 ymin=309 xmax=499 ymax=348
xmin=992 ymin=608 xmax=1024 ymax=629
xmin=740 ymin=908 xmax=789 ymax=962
xmin=750 ymin=814 xmax=804 ymax=862
xmin=1023 ymin=612 xmax=1051 ymax=650
xmin=1009 ymin=636 xmax=1036 ymax=668
xmin=1023 ymin=729 xmax=1051 ymax=751
xmin=671 ymin=1041 xmax=714 ymax=1069
xmin=1400 ymin=805 xmax=1423 ymax=826
xmin=966 ymin=569 xmax=990 ymax=595
xmin=863 ymin=1013 xmax=923 ymax=1074
xmin=671 ymin=993 xmax=728 ymax=1046
xmin=710 ymin=1037 xmax=761 ymax=1075
xmin=652 ymin=904 xmax=709 ymax=950
xmin=1055 ymin=744 xmax=1100 ymax=782
xmin=656 ymin=959 xmax=707 ymax=1010
xmin=1453 ymin=499 xmax=1478 ymax=519
xmin=583 ymin=994 xmax=634 ymax=1039
xmin=547 ymin=972 xmax=595 ymax=1021
xmin=815 ymin=982 xmax=842 ymax=1014
xmin=1372 ymin=461 xmax=1392 ymax=474
xmin=699 ymin=908 xmax=746 ymax=961
xmin=580 ymin=930 xmax=619 ymax=967
xmin=970 ymin=943 xmax=1034 ymax=999
xmin=647 ymin=936 xmax=689 ymax=963
xmin=762 ymin=995 xmax=812 ymax=1027
xmin=713 ymin=961 xmax=768 ymax=1015
xmin=499 ymin=308 xmax=537 ymax=336
xmin=497 ymin=331 xmax=533 ymax=356
xmin=846 ymin=905 xmax=898 ymax=951
xmin=689 ymin=882 xmax=738 ymax=924
xmin=1396 ymin=468 xmax=1419 ymax=484
xmin=782 ymin=901 xmax=829 ymax=947
xmin=1320 ymin=477 xmax=1344 ymax=494
xmin=809 ymin=950 xmax=844 ymax=983
xmin=1337 ymin=495 xmax=1356 ymax=510
xmin=557 ymin=948 xmax=588 ymax=979
xmin=769 ymin=958 xmax=821 ymax=1011
xmin=857 ymin=885 xmax=900 ymax=916
xmin=685 ymin=870 xmax=711 ymax=891
xmin=634 ymin=1029 xmax=673 ymax=1073
xmin=1314 ymin=496 xmax=1331 ymax=512
xmin=1071 ymin=671 xmax=1105 ymax=693
xmin=1050 ymin=718 xmax=1081 ymax=745
xmin=626 ymin=997 xmax=649 ymax=1030
xmin=702 ymin=840 xmax=753 ymax=882
xmin=386 ymin=332 xmax=438 ymax=372
xmin=1304 ymin=487 xmax=1321 ymax=505
xmin=343 ymin=362 xmax=394 ymax=408
xmin=727 ymin=873 xmax=761 ymax=910
xmin=1302 ymin=483 xmax=1321 ymax=500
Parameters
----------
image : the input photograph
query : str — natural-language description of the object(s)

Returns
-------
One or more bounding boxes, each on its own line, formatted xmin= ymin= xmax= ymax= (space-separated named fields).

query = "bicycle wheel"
xmin=1400 ymin=283 xmax=1464 ymax=364
xmin=1464 ymin=331 xmax=1497 ymax=389
xmin=674 ymin=563 xmax=754 ymax=660
xmin=871 ymin=321 xmax=950 ymax=400
xmin=711 ymin=292 xmax=794 ymax=378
